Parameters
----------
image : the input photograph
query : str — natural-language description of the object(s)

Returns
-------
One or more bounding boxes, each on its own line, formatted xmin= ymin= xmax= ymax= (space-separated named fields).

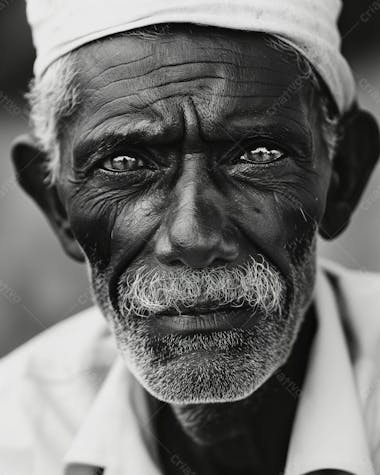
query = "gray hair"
xmin=26 ymin=27 xmax=340 ymax=183
xmin=26 ymin=52 xmax=79 ymax=182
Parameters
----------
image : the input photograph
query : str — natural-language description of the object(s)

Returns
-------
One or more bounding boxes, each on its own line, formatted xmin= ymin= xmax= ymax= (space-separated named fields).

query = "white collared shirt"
xmin=1 ymin=259 xmax=380 ymax=474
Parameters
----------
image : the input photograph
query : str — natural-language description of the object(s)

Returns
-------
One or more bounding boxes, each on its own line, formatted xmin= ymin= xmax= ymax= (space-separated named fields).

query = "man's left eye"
xmin=101 ymin=155 xmax=146 ymax=172
xmin=239 ymin=147 xmax=285 ymax=164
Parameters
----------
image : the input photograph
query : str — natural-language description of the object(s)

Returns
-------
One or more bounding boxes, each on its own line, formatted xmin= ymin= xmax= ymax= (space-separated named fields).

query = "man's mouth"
xmin=149 ymin=304 xmax=261 ymax=335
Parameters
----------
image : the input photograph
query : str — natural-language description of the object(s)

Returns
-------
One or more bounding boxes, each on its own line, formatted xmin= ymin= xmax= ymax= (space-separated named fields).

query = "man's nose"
xmin=154 ymin=159 xmax=239 ymax=268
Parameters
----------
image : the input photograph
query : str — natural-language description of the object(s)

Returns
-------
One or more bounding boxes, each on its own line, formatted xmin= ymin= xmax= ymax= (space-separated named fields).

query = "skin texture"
xmin=12 ymin=26 xmax=380 ymax=475
xmin=65 ymin=30 xmax=324 ymax=405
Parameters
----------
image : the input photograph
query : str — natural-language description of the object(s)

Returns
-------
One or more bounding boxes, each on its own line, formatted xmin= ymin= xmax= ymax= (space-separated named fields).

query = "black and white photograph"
xmin=1 ymin=1 xmax=380 ymax=474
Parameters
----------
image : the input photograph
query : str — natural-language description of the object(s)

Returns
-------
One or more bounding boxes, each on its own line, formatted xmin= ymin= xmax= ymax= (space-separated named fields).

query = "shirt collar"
xmin=64 ymin=358 xmax=160 ymax=475
xmin=285 ymin=263 xmax=375 ymax=475
xmin=64 ymin=265 xmax=375 ymax=475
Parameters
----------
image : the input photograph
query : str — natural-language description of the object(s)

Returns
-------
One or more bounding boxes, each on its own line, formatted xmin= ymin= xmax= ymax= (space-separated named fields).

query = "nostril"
xmin=155 ymin=226 xmax=240 ymax=268
xmin=223 ymin=241 xmax=240 ymax=262
xmin=154 ymin=208 xmax=240 ymax=268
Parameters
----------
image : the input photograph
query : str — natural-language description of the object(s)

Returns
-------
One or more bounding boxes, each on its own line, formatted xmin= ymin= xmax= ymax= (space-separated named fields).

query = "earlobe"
xmin=320 ymin=106 xmax=380 ymax=240
xmin=319 ymin=202 xmax=352 ymax=239
xmin=11 ymin=134 xmax=85 ymax=262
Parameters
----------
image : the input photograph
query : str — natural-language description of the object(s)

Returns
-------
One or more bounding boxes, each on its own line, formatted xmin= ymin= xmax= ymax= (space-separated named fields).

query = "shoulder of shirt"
xmin=319 ymin=258 xmax=380 ymax=461
xmin=319 ymin=257 xmax=380 ymax=359
xmin=0 ymin=306 xmax=116 ymax=391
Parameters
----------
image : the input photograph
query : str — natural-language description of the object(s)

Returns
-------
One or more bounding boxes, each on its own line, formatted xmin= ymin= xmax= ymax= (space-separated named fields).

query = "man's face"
xmin=56 ymin=28 xmax=332 ymax=403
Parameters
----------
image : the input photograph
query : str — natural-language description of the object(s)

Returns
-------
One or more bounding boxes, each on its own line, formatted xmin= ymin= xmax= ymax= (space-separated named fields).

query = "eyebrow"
xmin=73 ymin=120 xmax=179 ymax=170
xmin=73 ymin=114 xmax=313 ymax=172
xmin=211 ymin=118 xmax=313 ymax=158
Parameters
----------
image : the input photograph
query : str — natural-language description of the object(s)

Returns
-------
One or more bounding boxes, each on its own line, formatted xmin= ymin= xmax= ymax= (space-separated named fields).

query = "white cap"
xmin=26 ymin=0 xmax=356 ymax=113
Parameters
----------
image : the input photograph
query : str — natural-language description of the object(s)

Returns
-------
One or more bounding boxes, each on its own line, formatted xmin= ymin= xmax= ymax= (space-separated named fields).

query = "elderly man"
xmin=1 ymin=0 xmax=380 ymax=474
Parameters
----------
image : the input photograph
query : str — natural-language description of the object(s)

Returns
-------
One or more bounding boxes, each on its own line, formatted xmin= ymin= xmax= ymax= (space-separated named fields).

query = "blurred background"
xmin=1 ymin=1 xmax=380 ymax=357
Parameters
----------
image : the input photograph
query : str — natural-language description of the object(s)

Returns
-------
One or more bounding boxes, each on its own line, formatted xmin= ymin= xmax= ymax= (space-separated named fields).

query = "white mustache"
xmin=117 ymin=255 xmax=286 ymax=318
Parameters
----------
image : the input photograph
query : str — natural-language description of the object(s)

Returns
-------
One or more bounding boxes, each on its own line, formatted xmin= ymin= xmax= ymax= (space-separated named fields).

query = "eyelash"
xmin=97 ymin=165 xmax=157 ymax=184
xmin=227 ymin=143 xmax=289 ymax=165
xmin=91 ymin=140 xmax=293 ymax=179
xmin=95 ymin=149 xmax=157 ymax=172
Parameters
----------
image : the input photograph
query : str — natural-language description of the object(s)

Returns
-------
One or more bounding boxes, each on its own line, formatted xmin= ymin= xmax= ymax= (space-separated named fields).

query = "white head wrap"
xmin=26 ymin=0 xmax=355 ymax=113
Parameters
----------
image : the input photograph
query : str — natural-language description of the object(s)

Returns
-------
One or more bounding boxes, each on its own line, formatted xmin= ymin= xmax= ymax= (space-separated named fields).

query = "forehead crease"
xmin=86 ymin=67 xmax=291 ymax=99
xmin=84 ymin=61 xmax=293 ymax=97
xmin=84 ymin=78 xmax=294 ymax=119
xmin=81 ymin=58 xmax=305 ymax=113
xmin=75 ymin=33 xmax=314 ymax=141
xmin=78 ymin=32 xmax=307 ymax=104
xmin=83 ymin=92 xmax=304 ymax=132
xmin=80 ymin=32 xmax=298 ymax=85
xmin=80 ymin=67 xmax=307 ymax=128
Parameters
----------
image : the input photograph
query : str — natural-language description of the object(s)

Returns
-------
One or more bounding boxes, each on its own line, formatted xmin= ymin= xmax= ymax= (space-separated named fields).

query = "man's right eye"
xmin=101 ymin=155 xmax=146 ymax=173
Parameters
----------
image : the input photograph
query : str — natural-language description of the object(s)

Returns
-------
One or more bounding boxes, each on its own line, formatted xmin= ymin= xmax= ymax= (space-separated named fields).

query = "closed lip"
xmin=155 ymin=302 xmax=246 ymax=317
xmin=151 ymin=305 xmax=259 ymax=335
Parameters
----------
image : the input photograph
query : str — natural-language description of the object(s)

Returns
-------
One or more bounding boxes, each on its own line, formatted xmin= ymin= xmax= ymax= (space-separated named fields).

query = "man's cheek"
xmin=108 ymin=198 xmax=163 ymax=265
xmin=67 ymin=192 xmax=116 ymax=266
xmin=228 ymin=184 xmax=321 ymax=276
xmin=278 ymin=193 xmax=322 ymax=241
xmin=67 ymin=190 xmax=163 ymax=269
xmin=268 ymin=173 xmax=327 ymax=235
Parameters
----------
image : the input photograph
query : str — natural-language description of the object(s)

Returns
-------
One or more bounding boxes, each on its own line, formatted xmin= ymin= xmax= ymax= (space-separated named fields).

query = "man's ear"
xmin=11 ymin=134 xmax=85 ymax=262
xmin=320 ymin=106 xmax=380 ymax=240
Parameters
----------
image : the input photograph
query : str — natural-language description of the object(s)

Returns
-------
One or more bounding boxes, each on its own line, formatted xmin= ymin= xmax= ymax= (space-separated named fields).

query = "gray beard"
xmin=89 ymin=236 xmax=316 ymax=405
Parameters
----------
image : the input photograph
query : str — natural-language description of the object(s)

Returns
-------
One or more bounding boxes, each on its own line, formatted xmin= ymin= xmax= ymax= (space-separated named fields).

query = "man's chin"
xmin=126 ymin=355 xmax=264 ymax=404
xmin=116 ymin=328 xmax=294 ymax=404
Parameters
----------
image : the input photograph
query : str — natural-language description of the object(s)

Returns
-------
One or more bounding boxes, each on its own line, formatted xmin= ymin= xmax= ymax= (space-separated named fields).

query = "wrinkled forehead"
xmin=73 ymin=27 xmax=317 ymax=143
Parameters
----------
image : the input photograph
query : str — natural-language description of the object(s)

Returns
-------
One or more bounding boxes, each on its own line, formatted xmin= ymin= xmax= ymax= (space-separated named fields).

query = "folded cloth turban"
xmin=25 ymin=0 xmax=355 ymax=114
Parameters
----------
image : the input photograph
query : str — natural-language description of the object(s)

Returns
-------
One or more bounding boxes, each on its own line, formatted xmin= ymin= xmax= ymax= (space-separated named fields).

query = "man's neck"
xmin=136 ymin=306 xmax=317 ymax=475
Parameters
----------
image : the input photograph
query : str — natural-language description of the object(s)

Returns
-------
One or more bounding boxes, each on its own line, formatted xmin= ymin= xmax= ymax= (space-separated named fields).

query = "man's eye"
xmin=239 ymin=147 xmax=285 ymax=164
xmin=101 ymin=155 xmax=146 ymax=172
